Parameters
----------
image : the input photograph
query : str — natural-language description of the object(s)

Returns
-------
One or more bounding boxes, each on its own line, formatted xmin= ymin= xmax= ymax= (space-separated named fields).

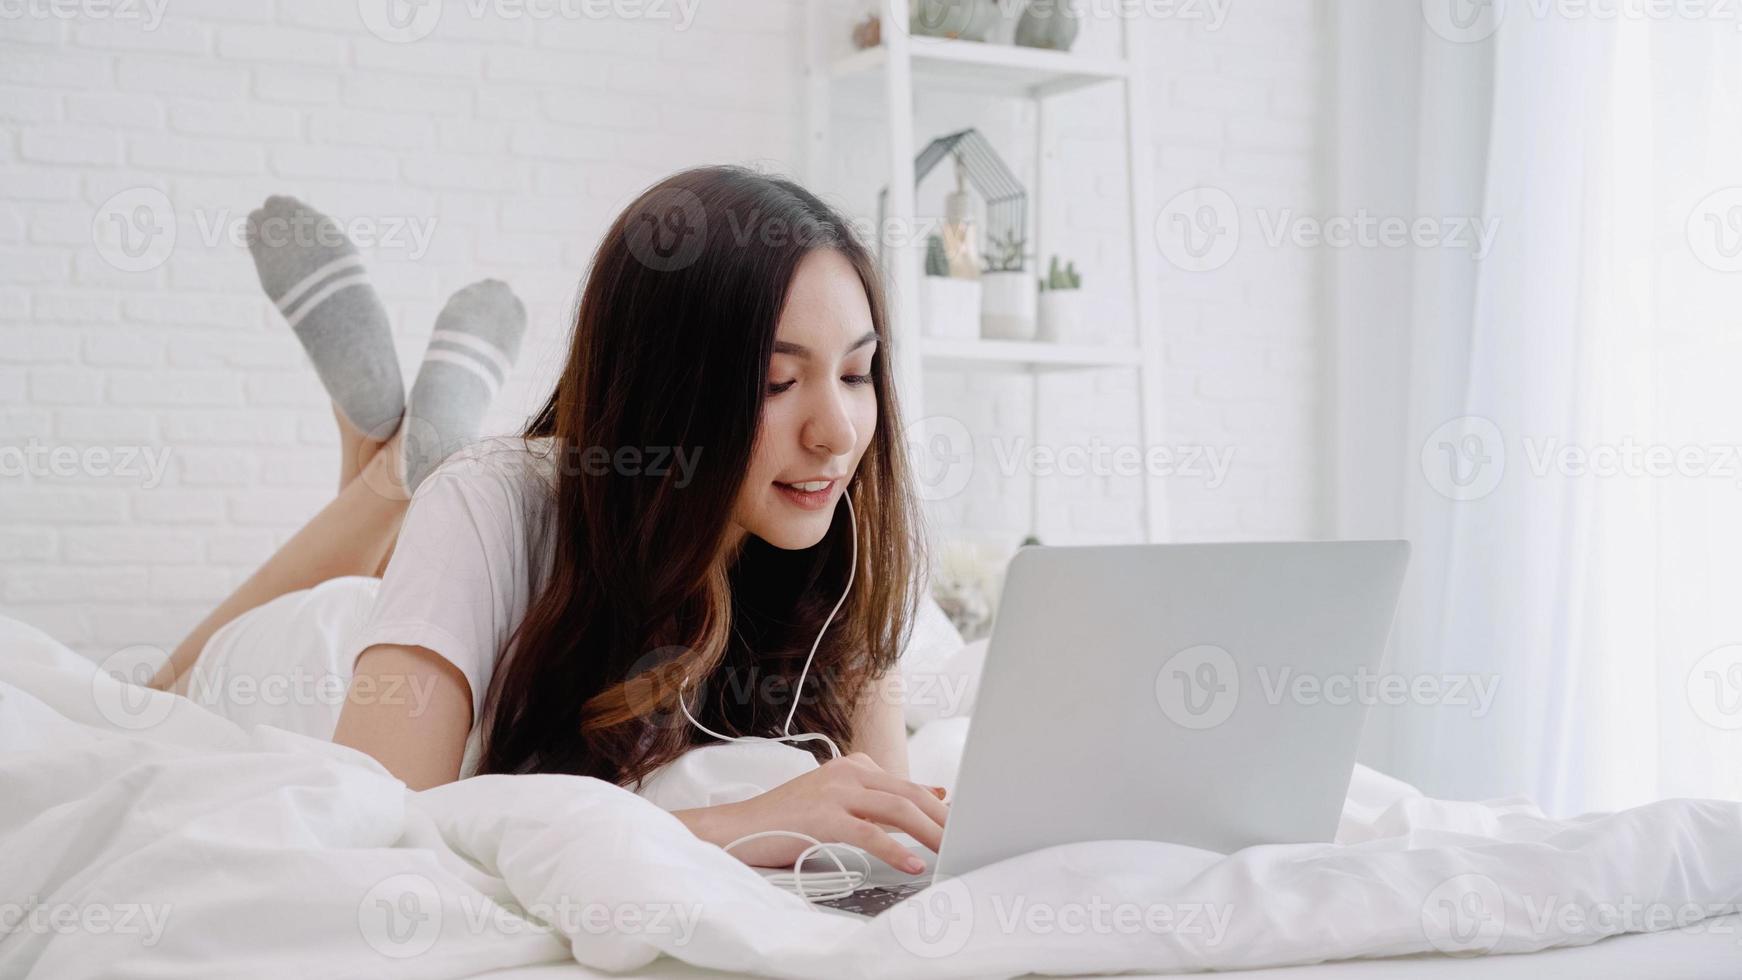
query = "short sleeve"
xmin=345 ymin=455 xmax=527 ymax=730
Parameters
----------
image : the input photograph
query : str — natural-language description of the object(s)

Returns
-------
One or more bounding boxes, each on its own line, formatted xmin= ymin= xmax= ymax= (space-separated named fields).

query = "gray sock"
xmin=402 ymin=279 xmax=527 ymax=492
xmin=246 ymin=195 xmax=404 ymax=441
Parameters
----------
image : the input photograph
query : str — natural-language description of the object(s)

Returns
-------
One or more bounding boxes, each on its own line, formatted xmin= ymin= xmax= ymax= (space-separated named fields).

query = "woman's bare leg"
xmin=335 ymin=404 xmax=395 ymax=491
xmin=149 ymin=196 xmax=439 ymax=694
xmin=149 ymin=425 xmax=408 ymax=694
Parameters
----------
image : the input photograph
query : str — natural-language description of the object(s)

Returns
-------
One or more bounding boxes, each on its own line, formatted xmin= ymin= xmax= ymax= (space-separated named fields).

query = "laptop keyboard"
xmin=815 ymin=881 xmax=929 ymax=916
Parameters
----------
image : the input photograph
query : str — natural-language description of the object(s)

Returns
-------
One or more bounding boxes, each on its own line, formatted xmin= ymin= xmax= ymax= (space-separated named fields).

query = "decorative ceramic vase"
xmin=921 ymin=277 xmax=983 ymax=340
xmin=911 ymin=0 xmax=1001 ymax=41
xmin=1014 ymin=0 xmax=1081 ymax=51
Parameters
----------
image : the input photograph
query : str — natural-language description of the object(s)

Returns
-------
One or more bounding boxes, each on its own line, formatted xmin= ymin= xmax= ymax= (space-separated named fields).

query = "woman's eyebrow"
xmin=772 ymin=329 xmax=878 ymax=358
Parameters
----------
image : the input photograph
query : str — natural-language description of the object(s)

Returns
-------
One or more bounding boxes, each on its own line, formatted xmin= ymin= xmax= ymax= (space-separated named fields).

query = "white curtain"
xmin=1334 ymin=2 xmax=1742 ymax=815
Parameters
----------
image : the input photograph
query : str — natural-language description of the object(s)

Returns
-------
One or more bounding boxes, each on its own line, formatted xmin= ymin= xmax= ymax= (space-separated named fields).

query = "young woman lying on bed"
xmin=145 ymin=166 xmax=948 ymax=876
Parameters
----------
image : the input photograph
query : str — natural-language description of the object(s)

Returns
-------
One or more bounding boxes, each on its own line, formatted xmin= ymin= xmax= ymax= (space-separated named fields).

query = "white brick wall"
xmin=0 ymin=0 xmax=1329 ymax=661
xmin=1123 ymin=0 xmax=1328 ymax=543
xmin=0 ymin=0 xmax=805 ymax=657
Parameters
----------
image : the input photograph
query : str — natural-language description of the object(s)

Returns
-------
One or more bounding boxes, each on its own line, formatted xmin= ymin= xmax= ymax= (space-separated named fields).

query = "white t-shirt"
xmin=343 ymin=435 xmax=560 ymax=773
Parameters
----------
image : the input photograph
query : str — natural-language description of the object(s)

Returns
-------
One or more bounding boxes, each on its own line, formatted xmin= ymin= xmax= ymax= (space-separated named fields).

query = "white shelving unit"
xmin=804 ymin=0 xmax=1168 ymax=542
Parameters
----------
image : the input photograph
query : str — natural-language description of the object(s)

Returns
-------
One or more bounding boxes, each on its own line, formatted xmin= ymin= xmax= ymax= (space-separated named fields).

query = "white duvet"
xmin=3 ymin=613 xmax=1740 ymax=980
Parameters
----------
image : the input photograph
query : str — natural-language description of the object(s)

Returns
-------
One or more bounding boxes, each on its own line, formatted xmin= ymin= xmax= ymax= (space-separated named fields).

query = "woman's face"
xmin=731 ymin=248 xmax=879 ymax=551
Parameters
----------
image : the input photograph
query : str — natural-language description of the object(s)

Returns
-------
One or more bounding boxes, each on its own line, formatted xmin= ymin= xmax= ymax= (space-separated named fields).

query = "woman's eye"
xmin=842 ymin=374 xmax=874 ymax=386
xmin=767 ymin=380 xmax=797 ymax=395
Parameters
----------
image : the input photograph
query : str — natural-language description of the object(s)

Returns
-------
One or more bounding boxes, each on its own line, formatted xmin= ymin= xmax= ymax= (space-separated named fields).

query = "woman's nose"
xmin=803 ymin=386 xmax=857 ymax=457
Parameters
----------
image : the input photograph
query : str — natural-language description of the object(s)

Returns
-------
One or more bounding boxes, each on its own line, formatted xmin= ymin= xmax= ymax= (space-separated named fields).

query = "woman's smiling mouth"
xmin=774 ymin=478 xmax=838 ymax=509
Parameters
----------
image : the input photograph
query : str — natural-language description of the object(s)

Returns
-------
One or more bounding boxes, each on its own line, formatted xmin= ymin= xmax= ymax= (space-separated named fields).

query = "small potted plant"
xmin=980 ymin=229 xmax=1036 ymax=340
xmin=920 ymin=234 xmax=982 ymax=340
xmin=1036 ymin=254 xmax=1093 ymax=342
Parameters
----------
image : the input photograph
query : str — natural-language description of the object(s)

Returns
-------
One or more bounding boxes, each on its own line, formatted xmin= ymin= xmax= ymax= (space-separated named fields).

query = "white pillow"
xmin=895 ymin=593 xmax=981 ymax=731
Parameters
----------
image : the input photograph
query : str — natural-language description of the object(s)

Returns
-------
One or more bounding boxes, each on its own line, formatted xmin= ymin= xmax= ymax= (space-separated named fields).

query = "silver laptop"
xmin=809 ymin=540 xmax=1410 ymax=917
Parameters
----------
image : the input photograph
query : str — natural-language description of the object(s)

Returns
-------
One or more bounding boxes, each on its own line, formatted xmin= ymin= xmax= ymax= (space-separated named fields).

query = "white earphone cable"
xmin=676 ymin=489 xmax=864 ymax=904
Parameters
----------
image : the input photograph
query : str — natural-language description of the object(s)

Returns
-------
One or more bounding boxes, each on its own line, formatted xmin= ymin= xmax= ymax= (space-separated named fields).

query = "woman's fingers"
xmin=706 ymin=757 xmax=953 ymax=873
xmin=849 ymin=789 xmax=945 ymax=854
xmin=861 ymin=768 xmax=951 ymax=830
xmin=835 ymin=816 xmax=928 ymax=873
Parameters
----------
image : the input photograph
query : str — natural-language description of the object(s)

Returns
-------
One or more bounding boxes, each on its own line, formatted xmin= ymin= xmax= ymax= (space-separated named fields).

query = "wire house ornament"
xmin=877 ymin=127 xmax=1028 ymax=271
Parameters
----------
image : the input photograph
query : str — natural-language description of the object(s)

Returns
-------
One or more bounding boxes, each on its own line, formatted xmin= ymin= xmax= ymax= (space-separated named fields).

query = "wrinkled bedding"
xmin=2 ymin=613 xmax=1740 ymax=980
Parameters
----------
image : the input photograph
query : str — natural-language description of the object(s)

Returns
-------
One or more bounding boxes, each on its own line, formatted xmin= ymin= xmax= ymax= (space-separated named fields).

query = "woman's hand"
xmin=674 ymin=752 xmax=948 ymax=873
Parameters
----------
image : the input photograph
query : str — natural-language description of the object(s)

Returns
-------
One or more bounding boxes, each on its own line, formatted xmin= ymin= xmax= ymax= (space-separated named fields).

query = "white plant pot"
xmin=1036 ymin=289 xmax=1097 ymax=343
xmin=980 ymin=270 xmax=1037 ymax=340
xmin=920 ymin=276 xmax=982 ymax=340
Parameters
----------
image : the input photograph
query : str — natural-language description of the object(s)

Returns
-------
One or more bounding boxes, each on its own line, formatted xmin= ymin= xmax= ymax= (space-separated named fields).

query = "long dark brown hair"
xmin=476 ymin=165 xmax=922 ymax=786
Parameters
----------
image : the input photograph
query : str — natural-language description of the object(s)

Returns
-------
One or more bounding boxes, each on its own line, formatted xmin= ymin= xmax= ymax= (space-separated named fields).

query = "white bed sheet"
xmin=469 ymin=911 xmax=1742 ymax=980
xmin=467 ymin=911 xmax=1742 ymax=980
xmin=5 ymin=613 xmax=1740 ymax=980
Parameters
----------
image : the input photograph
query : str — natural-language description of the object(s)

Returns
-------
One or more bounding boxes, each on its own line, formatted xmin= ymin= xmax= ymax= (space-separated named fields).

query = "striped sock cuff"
xmin=284 ymin=272 xmax=372 ymax=329
xmin=273 ymin=254 xmax=364 ymax=313
xmin=427 ymin=329 xmax=514 ymax=378
xmin=420 ymin=347 xmax=504 ymax=397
